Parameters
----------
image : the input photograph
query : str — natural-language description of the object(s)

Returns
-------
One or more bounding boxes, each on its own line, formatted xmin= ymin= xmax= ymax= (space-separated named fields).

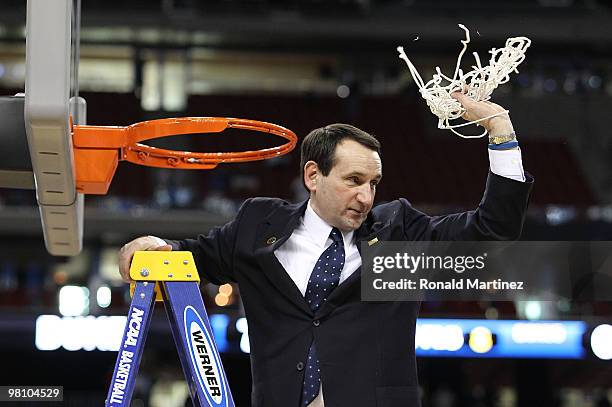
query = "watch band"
xmin=488 ymin=140 xmax=519 ymax=150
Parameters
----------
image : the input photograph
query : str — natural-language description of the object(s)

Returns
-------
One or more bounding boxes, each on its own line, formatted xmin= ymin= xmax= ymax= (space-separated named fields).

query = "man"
xmin=119 ymin=93 xmax=533 ymax=407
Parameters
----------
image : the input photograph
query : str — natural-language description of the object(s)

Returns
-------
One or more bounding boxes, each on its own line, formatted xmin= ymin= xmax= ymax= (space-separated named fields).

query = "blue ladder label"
xmin=184 ymin=305 xmax=229 ymax=406
xmin=164 ymin=281 xmax=235 ymax=406
xmin=106 ymin=282 xmax=155 ymax=407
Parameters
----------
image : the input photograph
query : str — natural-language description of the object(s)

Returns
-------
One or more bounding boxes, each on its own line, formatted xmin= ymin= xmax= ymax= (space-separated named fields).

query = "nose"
xmin=355 ymin=183 xmax=374 ymax=208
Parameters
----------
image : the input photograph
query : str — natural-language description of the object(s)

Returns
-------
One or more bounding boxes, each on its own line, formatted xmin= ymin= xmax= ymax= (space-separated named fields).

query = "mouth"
xmin=348 ymin=208 xmax=365 ymax=216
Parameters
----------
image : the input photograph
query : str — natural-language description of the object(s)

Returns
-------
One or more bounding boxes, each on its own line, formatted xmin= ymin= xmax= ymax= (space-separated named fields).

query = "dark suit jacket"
xmin=169 ymin=172 xmax=533 ymax=407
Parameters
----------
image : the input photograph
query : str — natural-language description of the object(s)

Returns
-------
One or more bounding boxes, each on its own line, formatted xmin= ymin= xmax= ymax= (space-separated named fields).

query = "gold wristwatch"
xmin=489 ymin=132 xmax=517 ymax=145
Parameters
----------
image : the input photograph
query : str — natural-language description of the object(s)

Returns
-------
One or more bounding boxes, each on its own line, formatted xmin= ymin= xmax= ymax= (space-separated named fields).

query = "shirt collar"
xmin=304 ymin=200 xmax=354 ymax=248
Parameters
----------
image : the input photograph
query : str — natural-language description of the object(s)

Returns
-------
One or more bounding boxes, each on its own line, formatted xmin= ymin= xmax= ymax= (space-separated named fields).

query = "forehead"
xmin=332 ymin=139 xmax=382 ymax=175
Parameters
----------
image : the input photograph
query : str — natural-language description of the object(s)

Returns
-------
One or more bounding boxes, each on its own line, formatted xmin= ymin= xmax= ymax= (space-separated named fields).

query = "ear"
xmin=303 ymin=161 xmax=319 ymax=193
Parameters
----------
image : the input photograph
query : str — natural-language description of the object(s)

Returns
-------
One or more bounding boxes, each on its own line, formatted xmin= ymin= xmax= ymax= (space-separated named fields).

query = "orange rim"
xmin=72 ymin=117 xmax=298 ymax=170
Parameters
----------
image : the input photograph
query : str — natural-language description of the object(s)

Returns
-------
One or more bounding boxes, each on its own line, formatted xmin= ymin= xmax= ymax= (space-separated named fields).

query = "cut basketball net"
xmin=397 ymin=24 xmax=531 ymax=138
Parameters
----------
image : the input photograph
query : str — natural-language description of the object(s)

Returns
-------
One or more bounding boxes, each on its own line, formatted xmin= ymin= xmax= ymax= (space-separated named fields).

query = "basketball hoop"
xmin=72 ymin=117 xmax=298 ymax=195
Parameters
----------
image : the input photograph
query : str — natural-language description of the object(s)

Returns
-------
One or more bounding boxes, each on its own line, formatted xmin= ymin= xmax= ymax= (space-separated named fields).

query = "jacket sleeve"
xmin=164 ymin=198 xmax=252 ymax=285
xmin=402 ymin=171 xmax=534 ymax=241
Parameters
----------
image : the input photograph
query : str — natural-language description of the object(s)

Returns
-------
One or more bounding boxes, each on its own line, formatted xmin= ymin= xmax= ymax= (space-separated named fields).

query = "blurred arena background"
xmin=1 ymin=0 xmax=612 ymax=406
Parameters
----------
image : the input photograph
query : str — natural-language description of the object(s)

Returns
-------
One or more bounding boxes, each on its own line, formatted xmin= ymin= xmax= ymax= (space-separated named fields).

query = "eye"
xmin=348 ymin=176 xmax=360 ymax=184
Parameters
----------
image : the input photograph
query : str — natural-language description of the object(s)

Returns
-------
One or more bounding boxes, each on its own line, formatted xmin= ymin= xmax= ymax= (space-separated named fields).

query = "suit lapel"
xmin=254 ymin=200 xmax=313 ymax=316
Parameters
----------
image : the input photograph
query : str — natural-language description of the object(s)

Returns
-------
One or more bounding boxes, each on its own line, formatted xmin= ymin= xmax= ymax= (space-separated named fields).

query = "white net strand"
xmin=397 ymin=25 xmax=531 ymax=138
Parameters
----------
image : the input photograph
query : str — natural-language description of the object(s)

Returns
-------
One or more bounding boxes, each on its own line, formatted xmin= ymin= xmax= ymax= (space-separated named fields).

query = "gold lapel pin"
xmin=367 ymin=237 xmax=379 ymax=246
xmin=266 ymin=236 xmax=277 ymax=245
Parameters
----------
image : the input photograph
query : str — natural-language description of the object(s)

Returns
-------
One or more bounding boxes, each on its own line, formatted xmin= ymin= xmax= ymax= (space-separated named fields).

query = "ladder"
xmin=105 ymin=251 xmax=236 ymax=407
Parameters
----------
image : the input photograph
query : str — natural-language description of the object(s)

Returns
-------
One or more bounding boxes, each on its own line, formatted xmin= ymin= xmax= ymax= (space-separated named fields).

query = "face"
xmin=305 ymin=139 xmax=382 ymax=232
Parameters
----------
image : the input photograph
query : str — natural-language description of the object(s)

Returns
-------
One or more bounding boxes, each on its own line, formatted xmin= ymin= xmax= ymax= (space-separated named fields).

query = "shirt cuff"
xmin=488 ymin=147 xmax=526 ymax=182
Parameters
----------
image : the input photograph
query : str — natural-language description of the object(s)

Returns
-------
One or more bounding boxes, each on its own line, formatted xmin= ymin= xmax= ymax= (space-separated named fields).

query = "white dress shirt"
xmin=273 ymin=147 xmax=525 ymax=407
xmin=274 ymin=201 xmax=361 ymax=296
xmin=274 ymin=201 xmax=357 ymax=407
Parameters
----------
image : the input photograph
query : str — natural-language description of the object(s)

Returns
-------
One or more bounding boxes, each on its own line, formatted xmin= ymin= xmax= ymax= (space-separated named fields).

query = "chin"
xmin=342 ymin=218 xmax=363 ymax=231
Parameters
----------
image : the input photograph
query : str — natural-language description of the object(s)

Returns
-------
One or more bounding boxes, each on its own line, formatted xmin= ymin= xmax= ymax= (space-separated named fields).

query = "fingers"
xmin=450 ymin=92 xmax=477 ymax=114
xmin=450 ymin=90 xmax=465 ymax=103
xmin=450 ymin=90 xmax=467 ymax=101
xmin=118 ymin=236 xmax=172 ymax=282
xmin=451 ymin=91 xmax=500 ymax=109
xmin=450 ymin=90 xmax=514 ymax=134
xmin=451 ymin=92 xmax=477 ymax=121
xmin=451 ymin=91 xmax=482 ymax=109
xmin=118 ymin=243 xmax=133 ymax=282
xmin=451 ymin=91 xmax=508 ymax=121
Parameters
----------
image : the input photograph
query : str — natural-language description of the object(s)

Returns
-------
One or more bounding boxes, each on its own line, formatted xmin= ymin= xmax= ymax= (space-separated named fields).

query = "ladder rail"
xmin=105 ymin=281 xmax=156 ymax=407
xmin=105 ymin=251 xmax=236 ymax=407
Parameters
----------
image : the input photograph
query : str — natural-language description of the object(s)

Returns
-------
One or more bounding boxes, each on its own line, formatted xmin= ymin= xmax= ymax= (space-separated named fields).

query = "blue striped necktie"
xmin=301 ymin=227 xmax=345 ymax=406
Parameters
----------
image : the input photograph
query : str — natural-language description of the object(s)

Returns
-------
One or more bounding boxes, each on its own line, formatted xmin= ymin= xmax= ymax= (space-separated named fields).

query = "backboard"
xmin=0 ymin=0 xmax=83 ymax=255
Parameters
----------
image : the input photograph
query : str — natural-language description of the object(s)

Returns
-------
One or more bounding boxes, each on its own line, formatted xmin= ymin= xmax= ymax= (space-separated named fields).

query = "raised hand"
xmin=450 ymin=91 xmax=515 ymax=138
